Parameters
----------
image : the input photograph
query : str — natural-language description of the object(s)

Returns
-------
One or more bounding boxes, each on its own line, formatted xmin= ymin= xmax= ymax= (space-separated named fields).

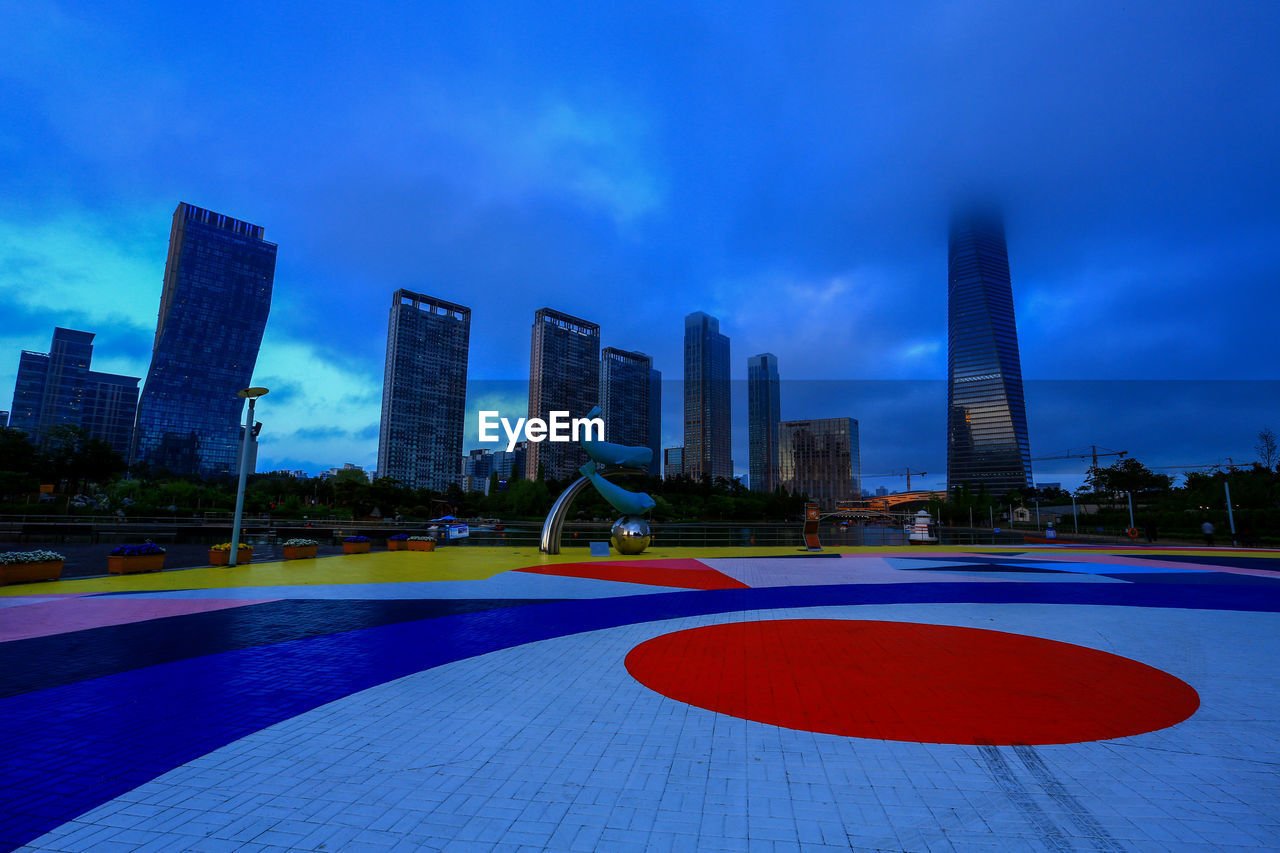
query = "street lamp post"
xmin=1126 ymin=490 xmax=1136 ymax=531
xmin=230 ymin=386 xmax=269 ymax=567
xmin=1225 ymin=481 xmax=1237 ymax=547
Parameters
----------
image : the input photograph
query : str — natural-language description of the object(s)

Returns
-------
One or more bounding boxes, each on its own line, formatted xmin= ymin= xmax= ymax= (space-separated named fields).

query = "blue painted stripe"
xmin=1 ymin=580 xmax=1277 ymax=850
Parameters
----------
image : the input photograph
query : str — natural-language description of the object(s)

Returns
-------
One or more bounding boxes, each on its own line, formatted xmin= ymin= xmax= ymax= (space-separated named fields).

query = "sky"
xmin=2 ymin=1 xmax=1278 ymax=491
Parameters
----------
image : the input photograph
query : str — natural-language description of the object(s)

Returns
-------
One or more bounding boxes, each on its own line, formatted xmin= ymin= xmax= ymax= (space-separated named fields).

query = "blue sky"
xmin=2 ymin=1 xmax=1278 ymax=489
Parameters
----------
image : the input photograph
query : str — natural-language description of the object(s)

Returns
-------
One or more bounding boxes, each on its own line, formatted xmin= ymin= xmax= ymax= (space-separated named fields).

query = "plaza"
xmin=2 ymin=544 xmax=1278 ymax=852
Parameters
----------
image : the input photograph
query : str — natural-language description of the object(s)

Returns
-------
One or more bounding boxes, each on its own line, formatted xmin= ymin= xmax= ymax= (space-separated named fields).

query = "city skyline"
xmin=2 ymin=3 xmax=1278 ymax=486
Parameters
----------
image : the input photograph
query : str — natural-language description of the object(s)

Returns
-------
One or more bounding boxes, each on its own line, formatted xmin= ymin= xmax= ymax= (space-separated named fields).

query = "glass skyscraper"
xmin=778 ymin=417 xmax=860 ymax=509
xmin=8 ymin=327 xmax=139 ymax=456
xmin=600 ymin=346 xmax=653 ymax=456
xmin=526 ymin=308 xmax=600 ymax=480
xmin=376 ymin=290 xmax=471 ymax=491
xmin=946 ymin=211 xmax=1032 ymax=495
xmin=647 ymin=367 xmax=662 ymax=478
xmin=683 ymin=311 xmax=731 ymax=481
xmin=131 ymin=204 xmax=276 ymax=477
xmin=747 ymin=352 xmax=780 ymax=492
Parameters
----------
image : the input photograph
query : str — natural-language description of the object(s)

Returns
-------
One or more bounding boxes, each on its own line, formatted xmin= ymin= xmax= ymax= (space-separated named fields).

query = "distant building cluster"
xmin=6 ymin=203 xmax=1033 ymax=504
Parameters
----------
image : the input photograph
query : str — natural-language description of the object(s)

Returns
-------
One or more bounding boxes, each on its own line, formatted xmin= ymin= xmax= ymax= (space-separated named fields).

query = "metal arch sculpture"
xmin=540 ymin=406 xmax=656 ymax=554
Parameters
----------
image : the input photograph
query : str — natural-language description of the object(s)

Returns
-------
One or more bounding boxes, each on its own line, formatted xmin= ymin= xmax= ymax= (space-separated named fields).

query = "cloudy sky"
xmin=2 ymin=1 xmax=1278 ymax=489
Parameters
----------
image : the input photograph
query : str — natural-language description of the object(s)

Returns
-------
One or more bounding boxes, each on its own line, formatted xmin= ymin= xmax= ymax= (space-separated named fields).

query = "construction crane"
xmin=1030 ymin=445 xmax=1127 ymax=470
xmin=860 ymin=467 xmax=930 ymax=491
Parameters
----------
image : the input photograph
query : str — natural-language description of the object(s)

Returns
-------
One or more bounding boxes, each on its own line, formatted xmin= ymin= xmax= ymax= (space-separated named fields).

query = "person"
xmin=1145 ymin=521 xmax=1158 ymax=543
xmin=1201 ymin=520 xmax=1215 ymax=546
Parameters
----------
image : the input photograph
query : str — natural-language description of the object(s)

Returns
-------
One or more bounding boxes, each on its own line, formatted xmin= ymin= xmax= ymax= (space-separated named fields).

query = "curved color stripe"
xmin=1 ymin=580 xmax=1278 ymax=850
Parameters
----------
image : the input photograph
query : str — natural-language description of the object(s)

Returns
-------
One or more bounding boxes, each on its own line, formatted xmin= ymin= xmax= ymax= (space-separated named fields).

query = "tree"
xmin=40 ymin=426 xmax=126 ymax=494
xmin=1257 ymin=427 xmax=1278 ymax=470
xmin=1087 ymin=457 xmax=1173 ymax=498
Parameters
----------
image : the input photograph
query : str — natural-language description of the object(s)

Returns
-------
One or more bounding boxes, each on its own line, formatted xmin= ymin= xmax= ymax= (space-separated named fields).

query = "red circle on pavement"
xmin=624 ymin=619 xmax=1199 ymax=745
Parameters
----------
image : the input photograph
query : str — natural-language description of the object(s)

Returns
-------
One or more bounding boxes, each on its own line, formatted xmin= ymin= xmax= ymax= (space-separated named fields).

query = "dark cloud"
xmin=2 ymin=1 xmax=1277 ymax=474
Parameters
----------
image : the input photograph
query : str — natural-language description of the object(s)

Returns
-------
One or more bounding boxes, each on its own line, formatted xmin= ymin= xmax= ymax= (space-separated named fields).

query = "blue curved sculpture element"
xmin=580 ymin=461 xmax=656 ymax=515
xmin=580 ymin=406 xmax=654 ymax=469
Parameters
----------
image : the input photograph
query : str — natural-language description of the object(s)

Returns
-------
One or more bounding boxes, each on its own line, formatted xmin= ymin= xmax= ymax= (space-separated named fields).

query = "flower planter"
xmin=386 ymin=540 xmax=407 ymax=551
xmin=108 ymin=554 xmax=165 ymax=574
xmin=210 ymin=548 xmax=253 ymax=566
xmin=342 ymin=542 xmax=371 ymax=555
xmin=407 ymin=540 xmax=435 ymax=552
xmin=282 ymin=545 xmax=318 ymax=560
xmin=1 ymin=560 xmax=64 ymax=585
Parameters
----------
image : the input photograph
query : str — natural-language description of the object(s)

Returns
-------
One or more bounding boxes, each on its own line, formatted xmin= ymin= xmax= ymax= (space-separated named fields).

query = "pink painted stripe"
xmin=0 ymin=597 xmax=277 ymax=642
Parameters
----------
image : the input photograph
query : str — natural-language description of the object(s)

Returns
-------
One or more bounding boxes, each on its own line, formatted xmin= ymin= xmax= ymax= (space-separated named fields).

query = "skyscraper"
xmin=747 ymin=352 xmax=780 ymax=492
xmin=946 ymin=211 xmax=1032 ymax=495
xmin=376 ymin=290 xmax=471 ymax=491
xmin=8 ymin=328 xmax=139 ymax=456
xmin=526 ymin=308 xmax=600 ymax=480
xmin=131 ymin=204 xmax=276 ymax=477
xmin=778 ymin=417 xmax=860 ymax=509
xmin=647 ymin=367 xmax=662 ymax=478
xmin=663 ymin=446 xmax=685 ymax=479
xmin=683 ymin=311 xmax=731 ymax=481
xmin=601 ymin=347 xmax=652 ymax=453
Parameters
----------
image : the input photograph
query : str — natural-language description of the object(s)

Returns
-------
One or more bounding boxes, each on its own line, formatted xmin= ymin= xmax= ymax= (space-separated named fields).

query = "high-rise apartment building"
xmin=778 ymin=417 xmax=860 ymax=509
xmin=131 ymin=203 xmax=276 ymax=477
xmin=946 ymin=211 xmax=1032 ymax=495
xmin=8 ymin=328 xmax=139 ymax=456
xmin=683 ymin=311 xmax=731 ymax=481
xmin=376 ymin=290 xmax=471 ymax=491
xmin=526 ymin=308 xmax=600 ymax=480
xmin=747 ymin=353 xmax=780 ymax=492
xmin=600 ymin=347 xmax=652 ymax=455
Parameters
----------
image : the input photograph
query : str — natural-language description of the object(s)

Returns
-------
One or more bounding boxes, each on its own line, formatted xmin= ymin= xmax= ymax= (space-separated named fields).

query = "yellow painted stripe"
xmin=1 ymin=544 xmax=1275 ymax=596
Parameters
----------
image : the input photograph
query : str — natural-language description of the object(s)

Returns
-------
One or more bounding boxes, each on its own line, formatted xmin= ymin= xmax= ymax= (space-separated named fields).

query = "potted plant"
xmin=210 ymin=542 xmax=253 ymax=566
xmin=343 ymin=535 xmax=371 ymax=554
xmin=407 ymin=536 xmax=436 ymax=552
xmin=108 ymin=542 xmax=166 ymax=574
xmin=386 ymin=533 xmax=409 ymax=551
xmin=282 ymin=538 xmax=320 ymax=560
xmin=0 ymin=549 xmax=65 ymax=585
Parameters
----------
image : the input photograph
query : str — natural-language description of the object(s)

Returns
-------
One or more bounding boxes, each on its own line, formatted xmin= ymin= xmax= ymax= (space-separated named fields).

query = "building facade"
xmin=376 ymin=290 xmax=471 ymax=491
xmin=946 ymin=211 xmax=1033 ymax=495
xmin=526 ymin=308 xmax=600 ymax=480
xmin=131 ymin=203 xmax=276 ymax=477
xmin=747 ymin=352 xmax=780 ymax=492
xmin=600 ymin=347 xmax=652 ymax=454
xmin=663 ymin=446 xmax=685 ymax=479
xmin=647 ymin=367 xmax=662 ymax=477
xmin=683 ymin=312 xmax=732 ymax=481
xmin=8 ymin=328 xmax=140 ymax=456
xmin=778 ymin=417 xmax=860 ymax=509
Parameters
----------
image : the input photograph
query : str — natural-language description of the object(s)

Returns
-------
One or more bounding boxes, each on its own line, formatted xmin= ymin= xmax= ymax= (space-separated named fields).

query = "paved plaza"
xmin=2 ymin=544 xmax=1279 ymax=852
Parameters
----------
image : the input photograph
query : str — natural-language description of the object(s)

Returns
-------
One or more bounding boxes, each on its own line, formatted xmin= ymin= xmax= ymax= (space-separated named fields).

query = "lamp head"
xmin=238 ymin=387 xmax=270 ymax=399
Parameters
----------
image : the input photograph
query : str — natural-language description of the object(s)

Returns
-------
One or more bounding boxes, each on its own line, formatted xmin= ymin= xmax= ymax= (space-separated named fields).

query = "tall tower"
xmin=946 ymin=211 xmax=1032 ymax=495
xmin=683 ymin=311 xmax=731 ymax=481
xmin=647 ymin=366 xmax=662 ymax=478
xmin=747 ymin=353 xmax=780 ymax=492
xmin=600 ymin=347 xmax=652 ymax=452
xmin=526 ymin=308 xmax=600 ymax=480
xmin=376 ymin=290 xmax=471 ymax=491
xmin=131 ymin=204 xmax=276 ymax=477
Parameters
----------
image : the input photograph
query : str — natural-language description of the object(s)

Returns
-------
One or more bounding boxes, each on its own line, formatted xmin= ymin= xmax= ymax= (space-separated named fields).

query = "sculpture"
xmin=540 ymin=405 xmax=656 ymax=554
